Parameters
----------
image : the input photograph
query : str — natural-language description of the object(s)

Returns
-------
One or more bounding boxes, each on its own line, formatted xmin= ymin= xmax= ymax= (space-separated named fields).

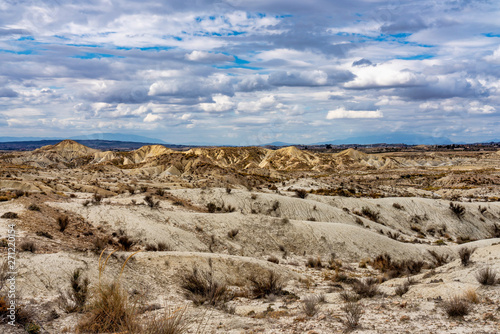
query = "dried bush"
xmin=395 ymin=281 xmax=410 ymax=297
xmin=249 ymin=270 xmax=284 ymax=299
xmin=306 ymin=257 xmax=323 ymax=269
xmin=428 ymin=250 xmax=451 ymax=267
xmin=58 ymin=215 xmax=69 ymax=232
xmin=301 ymin=295 xmax=321 ymax=317
xmin=342 ymin=302 xmax=362 ymax=332
xmin=181 ymin=266 xmax=230 ymax=306
xmin=20 ymin=241 xmax=37 ymax=253
xmin=449 ymin=202 xmax=465 ymax=218
xmin=458 ymin=247 xmax=475 ymax=266
xmin=225 ymin=187 xmax=232 ymax=194
xmin=157 ymin=242 xmax=171 ymax=251
xmin=392 ymin=203 xmax=404 ymax=210
xmin=1 ymin=212 xmax=18 ymax=219
xmin=77 ymin=251 xmax=140 ymax=333
xmin=361 ymin=207 xmax=380 ymax=223
xmin=206 ymin=203 xmax=216 ymax=213
xmin=93 ymin=237 xmax=109 ymax=254
xmin=92 ymin=193 xmax=102 ymax=205
xmin=352 ymin=277 xmax=379 ymax=298
xmin=339 ymin=291 xmax=361 ymax=303
xmin=463 ymin=288 xmax=479 ymax=304
xmin=142 ymin=307 xmax=189 ymax=334
xmin=475 ymin=267 xmax=497 ymax=286
xmin=227 ymin=229 xmax=239 ymax=239
xmin=155 ymin=189 xmax=165 ymax=197
xmin=442 ymin=296 xmax=470 ymax=318
xmin=118 ymin=236 xmax=135 ymax=251
xmin=59 ymin=268 xmax=89 ymax=313
xmin=27 ymin=204 xmax=41 ymax=211
xmin=144 ymin=195 xmax=160 ymax=209
xmin=267 ymin=256 xmax=279 ymax=264
xmin=295 ymin=189 xmax=308 ymax=199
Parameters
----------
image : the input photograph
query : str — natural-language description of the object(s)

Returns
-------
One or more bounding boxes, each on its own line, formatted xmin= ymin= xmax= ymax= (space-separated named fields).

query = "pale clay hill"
xmin=0 ymin=140 xmax=500 ymax=333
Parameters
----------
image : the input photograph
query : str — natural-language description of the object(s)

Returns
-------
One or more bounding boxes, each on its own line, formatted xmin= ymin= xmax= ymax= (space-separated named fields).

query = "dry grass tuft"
xmin=342 ymin=302 xmax=362 ymax=332
xmin=142 ymin=306 xmax=190 ymax=334
xmin=462 ymin=288 xmax=480 ymax=304
xmin=181 ymin=266 xmax=230 ymax=306
xmin=475 ymin=267 xmax=497 ymax=286
xmin=442 ymin=295 xmax=470 ymax=318
xmin=249 ymin=270 xmax=284 ymax=299
xmin=77 ymin=249 xmax=141 ymax=333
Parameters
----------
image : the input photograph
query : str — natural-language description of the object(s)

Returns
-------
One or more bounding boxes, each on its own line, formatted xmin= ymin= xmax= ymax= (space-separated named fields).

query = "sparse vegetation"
xmin=249 ymin=270 xmax=284 ymax=299
xmin=301 ymin=295 xmax=321 ymax=316
xmin=58 ymin=215 xmax=69 ymax=232
xmin=181 ymin=265 xmax=230 ymax=306
xmin=142 ymin=306 xmax=189 ymax=334
xmin=295 ymin=189 xmax=308 ymax=199
xmin=352 ymin=277 xmax=379 ymax=298
xmin=59 ymin=268 xmax=89 ymax=313
xmin=118 ymin=235 xmax=135 ymax=251
xmin=20 ymin=240 xmax=37 ymax=252
xmin=475 ymin=267 xmax=497 ymax=285
xmin=342 ymin=302 xmax=362 ymax=332
xmin=450 ymin=202 xmax=466 ymax=218
xmin=227 ymin=229 xmax=239 ymax=239
xmin=27 ymin=204 xmax=41 ymax=211
xmin=144 ymin=195 xmax=160 ymax=209
xmin=1 ymin=212 xmax=18 ymax=219
xmin=442 ymin=296 xmax=470 ymax=318
xmin=458 ymin=247 xmax=475 ymax=266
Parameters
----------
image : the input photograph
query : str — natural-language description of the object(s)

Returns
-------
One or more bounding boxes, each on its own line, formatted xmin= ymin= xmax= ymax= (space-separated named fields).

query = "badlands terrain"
xmin=1 ymin=140 xmax=500 ymax=333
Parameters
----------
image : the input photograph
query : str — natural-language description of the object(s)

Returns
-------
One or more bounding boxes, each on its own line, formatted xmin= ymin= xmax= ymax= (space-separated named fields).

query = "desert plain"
xmin=1 ymin=140 xmax=500 ymax=333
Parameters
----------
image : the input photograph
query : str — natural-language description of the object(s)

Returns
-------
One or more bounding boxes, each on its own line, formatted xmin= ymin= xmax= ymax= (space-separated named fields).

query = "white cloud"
xmin=185 ymin=51 xmax=234 ymax=62
xmin=326 ymin=107 xmax=382 ymax=119
xmin=237 ymin=95 xmax=277 ymax=113
xmin=199 ymin=94 xmax=234 ymax=112
xmin=143 ymin=113 xmax=162 ymax=122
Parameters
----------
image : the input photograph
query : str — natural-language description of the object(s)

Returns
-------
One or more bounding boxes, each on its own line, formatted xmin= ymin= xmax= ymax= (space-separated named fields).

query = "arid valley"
xmin=0 ymin=140 xmax=499 ymax=333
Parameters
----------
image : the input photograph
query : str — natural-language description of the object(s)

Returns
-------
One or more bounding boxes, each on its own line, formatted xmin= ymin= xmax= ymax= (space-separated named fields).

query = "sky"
xmin=0 ymin=0 xmax=499 ymax=145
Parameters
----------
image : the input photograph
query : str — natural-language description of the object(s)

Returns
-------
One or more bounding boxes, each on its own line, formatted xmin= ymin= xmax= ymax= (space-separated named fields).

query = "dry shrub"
xmin=301 ymin=295 xmax=321 ymax=317
xmin=428 ymin=250 xmax=451 ymax=267
xmin=342 ymin=302 xmax=362 ymax=332
xmin=462 ymin=288 xmax=479 ymax=304
xmin=77 ymin=250 xmax=141 ymax=333
xmin=442 ymin=296 xmax=470 ymax=318
xmin=181 ymin=266 xmax=230 ymax=306
xmin=142 ymin=306 xmax=189 ymax=334
xmin=352 ymin=277 xmax=379 ymax=298
xmin=249 ymin=270 xmax=284 ymax=299
xmin=306 ymin=257 xmax=323 ymax=269
xmin=458 ymin=247 xmax=475 ymax=266
xmin=20 ymin=241 xmax=37 ymax=253
xmin=475 ymin=267 xmax=497 ymax=286
xmin=144 ymin=195 xmax=160 ymax=209
xmin=267 ymin=256 xmax=279 ymax=264
xmin=58 ymin=215 xmax=69 ymax=232
xmin=59 ymin=268 xmax=89 ymax=313
xmin=1 ymin=212 xmax=18 ymax=219
xmin=449 ymin=202 xmax=466 ymax=217
xmin=339 ymin=291 xmax=360 ymax=303
xmin=395 ymin=281 xmax=410 ymax=297
xmin=27 ymin=204 xmax=41 ymax=211
xmin=118 ymin=236 xmax=135 ymax=251
xmin=295 ymin=189 xmax=308 ymax=199
xmin=227 ymin=229 xmax=239 ymax=239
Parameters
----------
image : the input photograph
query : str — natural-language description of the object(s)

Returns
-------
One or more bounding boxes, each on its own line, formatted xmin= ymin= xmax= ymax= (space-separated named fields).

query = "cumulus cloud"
xmin=185 ymin=51 xmax=234 ymax=62
xmin=143 ymin=113 xmax=162 ymax=122
xmin=199 ymin=94 xmax=234 ymax=112
xmin=0 ymin=0 xmax=498 ymax=143
xmin=0 ymin=87 xmax=18 ymax=97
xmin=326 ymin=107 xmax=383 ymax=119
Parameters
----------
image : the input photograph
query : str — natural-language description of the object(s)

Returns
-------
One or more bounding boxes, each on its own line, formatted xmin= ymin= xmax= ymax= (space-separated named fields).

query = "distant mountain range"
xmin=312 ymin=133 xmax=454 ymax=146
xmin=0 ymin=133 xmax=167 ymax=144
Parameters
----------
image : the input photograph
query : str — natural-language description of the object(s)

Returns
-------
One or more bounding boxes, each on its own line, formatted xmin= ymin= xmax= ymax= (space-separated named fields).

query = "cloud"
xmin=352 ymin=58 xmax=373 ymax=67
xmin=268 ymin=70 xmax=328 ymax=86
xmin=143 ymin=113 xmax=162 ymax=122
xmin=185 ymin=51 xmax=234 ymax=62
xmin=326 ymin=107 xmax=383 ymax=119
xmin=0 ymin=87 xmax=18 ymax=97
xmin=237 ymin=95 xmax=277 ymax=113
xmin=345 ymin=62 xmax=429 ymax=89
xmin=199 ymin=94 xmax=234 ymax=112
